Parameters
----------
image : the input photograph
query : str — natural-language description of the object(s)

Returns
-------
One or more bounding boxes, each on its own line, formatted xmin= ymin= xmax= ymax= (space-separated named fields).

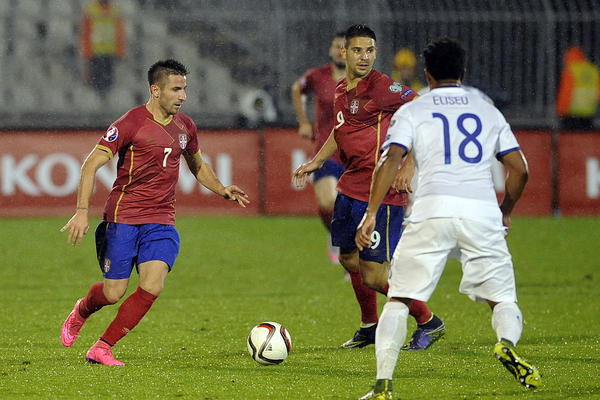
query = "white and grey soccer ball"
xmin=247 ymin=322 xmax=292 ymax=365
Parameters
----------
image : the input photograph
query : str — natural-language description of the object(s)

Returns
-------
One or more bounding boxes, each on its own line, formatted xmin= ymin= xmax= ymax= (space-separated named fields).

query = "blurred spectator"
xmin=236 ymin=87 xmax=277 ymax=128
xmin=80 ymin=0 xmax=125 ymax=97
xmin=391 ymin=48 xmax=424 ymax=92
xmin=556 ymin=46 xmax=600 ymax=130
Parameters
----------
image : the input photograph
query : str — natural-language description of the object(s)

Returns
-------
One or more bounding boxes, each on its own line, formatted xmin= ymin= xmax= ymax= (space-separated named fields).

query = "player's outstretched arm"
xmin=184 ymin=150 xmax=250 ymax=208
xmin=356 ymin=145 xmax=407 ymax=250
xmin=292 ymin=129 xmax=338 ymax=188
xmin=60 ymin=147 xmax=111 ymax=246
xmin=498 ymin=150 xmax=528 ymax=233
xmin=291 ymin=80 xmax=314 ymax=139
xmin=392 ymin=149 xmax=415 ymax=193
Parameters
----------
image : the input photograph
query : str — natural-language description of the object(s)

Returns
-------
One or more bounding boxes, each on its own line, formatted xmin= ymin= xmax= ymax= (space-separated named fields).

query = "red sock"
xmin=409 ymin=300 xmax=433 ymax=324
xmin=318 ymin=208 xmax=333 ymax=232
xmin=349 ymin=270 xmax=378 ymax=324
xmin=100 ymin=286 xmax=157 ymax=346
xmin=79 ymin=282 xmax=112 ymax=319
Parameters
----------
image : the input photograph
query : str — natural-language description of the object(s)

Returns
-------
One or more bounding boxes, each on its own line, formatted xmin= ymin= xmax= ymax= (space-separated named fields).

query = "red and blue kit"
xmin=96 ymin=105 xmax=199 ymax=225
xmin=298 ymin=63 xmax=342 ymax=164
xmin=333 ymin=69 xmax=417 ymax=206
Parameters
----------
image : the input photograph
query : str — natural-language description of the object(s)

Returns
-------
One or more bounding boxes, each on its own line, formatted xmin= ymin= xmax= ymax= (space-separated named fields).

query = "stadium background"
xmin=1 ymin=0 xmax=599 ymax=216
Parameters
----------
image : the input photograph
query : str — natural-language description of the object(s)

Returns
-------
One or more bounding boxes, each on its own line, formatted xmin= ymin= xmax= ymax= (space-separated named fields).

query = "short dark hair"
xmin=422 ymin=37 xmax=466 ymax=81
xmin=147 ymin=59 xmax=188 ymax=87
xmin=344 ymin=24 xmax=376 ymax=47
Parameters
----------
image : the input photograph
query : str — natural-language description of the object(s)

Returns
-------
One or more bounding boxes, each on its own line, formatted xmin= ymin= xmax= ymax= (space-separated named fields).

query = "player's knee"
xmin=361 ymin=272 xmax=386 ymax=292
xmin=103 ymin=288 xmax=126 ymax=304
xmin=139 ymin=281 xmax=164 ymax=297
xmin=339 ymin=252 xmax=358 ymax=271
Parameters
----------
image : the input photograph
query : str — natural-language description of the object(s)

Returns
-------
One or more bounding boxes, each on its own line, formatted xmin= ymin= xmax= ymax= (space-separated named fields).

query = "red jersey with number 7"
xmin=333 ymin=69 xmax=417 ymax=206
xmin=96 ymin=105 xmax=199 ymax=225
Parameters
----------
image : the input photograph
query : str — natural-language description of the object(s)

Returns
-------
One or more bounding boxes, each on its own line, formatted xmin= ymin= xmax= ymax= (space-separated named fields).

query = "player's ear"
xmin=424 ymin=69 xmax=435 ymax=87
xmin=150 ymin=83 xmax=160 ymax=98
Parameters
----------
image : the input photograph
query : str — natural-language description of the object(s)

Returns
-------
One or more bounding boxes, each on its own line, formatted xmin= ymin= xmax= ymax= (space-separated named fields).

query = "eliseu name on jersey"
xmin=432 ymin=95 xmax=469 ymax=106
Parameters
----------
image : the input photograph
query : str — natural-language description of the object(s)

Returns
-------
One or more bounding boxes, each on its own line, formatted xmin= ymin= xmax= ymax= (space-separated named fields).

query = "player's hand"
xmin=392 ymin=166 xmax=413 ymax=193
xmin=298 ymin=123 xmax=314 ymax=139
xmin=60 ymin=209 xmax=90 ymax=246
xmin=223 ymin=185 xmax=250 ymax=208
xmin=292 ymin=161 xmax=320 ymax=188
xmin=355 ymin=212 xmax=376 ymax=251
xmin=502 ymin=214 xmax=511 ymax=236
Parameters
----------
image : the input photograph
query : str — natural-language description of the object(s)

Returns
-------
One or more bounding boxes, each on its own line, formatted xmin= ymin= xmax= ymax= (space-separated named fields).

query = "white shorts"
xmin=388 ymin=218 xmax=517 ymax=303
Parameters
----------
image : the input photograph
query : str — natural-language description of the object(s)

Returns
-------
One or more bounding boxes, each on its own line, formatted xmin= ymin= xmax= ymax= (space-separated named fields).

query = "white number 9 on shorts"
xmin=370 ymin=231 xmax=381 ymax=249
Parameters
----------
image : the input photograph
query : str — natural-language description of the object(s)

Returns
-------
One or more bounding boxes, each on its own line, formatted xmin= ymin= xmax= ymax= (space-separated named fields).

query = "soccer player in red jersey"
xmin=292 ymin=32 xmax=346 ymax=265
xmin=60 ymin=59 xmax=249 ymax=365
xmin=293 ymin=25 xmax=445 ymax=350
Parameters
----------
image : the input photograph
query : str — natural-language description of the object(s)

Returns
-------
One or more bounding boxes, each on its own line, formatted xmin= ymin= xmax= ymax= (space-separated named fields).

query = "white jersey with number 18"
xmin=383 ymin=86 xmax=520 ymax=228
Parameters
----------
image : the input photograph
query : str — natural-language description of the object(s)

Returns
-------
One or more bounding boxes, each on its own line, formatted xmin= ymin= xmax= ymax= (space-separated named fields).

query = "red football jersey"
xmin=96 ymin=105 xmax=199 ymax=225
xmin=333 ymin=69 xmax=417 ymax=205
xmin=298 ymin=63 xmax=342 ymax=163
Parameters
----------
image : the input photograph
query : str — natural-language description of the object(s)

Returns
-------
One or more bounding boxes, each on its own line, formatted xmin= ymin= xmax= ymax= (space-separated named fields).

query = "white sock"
xmin=491 ymin=302 xmax=523 ymax=345
xmin=375 ymin=301 xmax=409 ymax=380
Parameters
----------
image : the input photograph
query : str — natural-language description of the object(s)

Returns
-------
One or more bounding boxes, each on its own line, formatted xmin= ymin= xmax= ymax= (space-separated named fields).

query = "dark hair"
xmin=422 ymin=37 xmax=466 ymax=81
xmin=344 ymin=24 xmax=376 ymax=47
xmin=147 ymin=59 xmax=188 ymax=87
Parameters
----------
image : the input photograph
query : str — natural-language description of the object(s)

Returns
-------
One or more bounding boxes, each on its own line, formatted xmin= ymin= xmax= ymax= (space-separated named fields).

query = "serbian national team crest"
xmin=103 ymin=258 xmax=111 ymax=274
xmin=102 ymin=126 xmax=118 ymax=142
xmin=178 ymin=133 xmax=187 ymax=149
xmin=350 ymin=98 xmax=360 ymax=114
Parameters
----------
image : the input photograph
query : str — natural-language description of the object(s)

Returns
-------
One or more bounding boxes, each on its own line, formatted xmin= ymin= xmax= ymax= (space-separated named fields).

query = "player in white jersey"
xmin=355 ymin=38 xmax=541 ymax=400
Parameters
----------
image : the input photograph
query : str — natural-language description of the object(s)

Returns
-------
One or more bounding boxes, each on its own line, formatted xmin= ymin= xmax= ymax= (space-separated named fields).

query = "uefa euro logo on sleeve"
xmin=178 ymin=133 xmax=187 ymax=149
xmin=102 ymin=127 xmax=119 ymax=142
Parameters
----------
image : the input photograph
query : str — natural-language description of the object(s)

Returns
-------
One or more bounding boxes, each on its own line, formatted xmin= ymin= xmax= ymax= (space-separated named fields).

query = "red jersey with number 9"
xmin=333 ymin=69 xmax=417 ymax=206
xmin=96 ymin=105 xmax=199 ymax=225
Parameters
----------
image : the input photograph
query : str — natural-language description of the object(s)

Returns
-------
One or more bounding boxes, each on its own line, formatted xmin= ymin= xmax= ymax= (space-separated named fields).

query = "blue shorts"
xmin=95 ymin=222 xmax=180 ymax=280
xmin=313 ymin=159 xmax=344 ymax=182
xmin=331 ymin=193 xmax=405 ymax=263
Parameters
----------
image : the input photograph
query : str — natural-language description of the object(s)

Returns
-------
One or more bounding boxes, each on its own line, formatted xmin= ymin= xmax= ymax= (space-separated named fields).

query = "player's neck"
xmin=431 ymin=79 xmax=461 ymax=89
xmin=332 ymin=63 xmax=345 ymax=81
xmin=145 ymin=101 xmax=171 ymax=122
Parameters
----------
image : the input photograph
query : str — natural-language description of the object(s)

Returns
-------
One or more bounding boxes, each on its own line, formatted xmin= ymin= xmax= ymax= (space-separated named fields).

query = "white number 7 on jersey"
xmin=163 ymin=147 xmax=172 ymax=167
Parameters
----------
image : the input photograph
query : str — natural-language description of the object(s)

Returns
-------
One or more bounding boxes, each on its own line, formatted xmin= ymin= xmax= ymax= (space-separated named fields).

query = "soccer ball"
xmin=247 ymin=322 xmax=292 ymax=365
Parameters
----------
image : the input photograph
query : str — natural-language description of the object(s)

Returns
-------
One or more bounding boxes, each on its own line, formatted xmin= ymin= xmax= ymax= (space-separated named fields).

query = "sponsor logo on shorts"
xmin=103 ymin=258 xmax=111 ymax=273
xmin=350 ymin=99 xmax=359 ymax=114
xmin=178 ymin=133 xmax=187 ymax=149
xmin=102 ymin=127 xmax=119 ymax=142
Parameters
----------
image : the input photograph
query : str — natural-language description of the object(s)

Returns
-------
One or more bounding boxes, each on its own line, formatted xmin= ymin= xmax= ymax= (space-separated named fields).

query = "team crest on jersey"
xmin=103 ymin=258 xmax=111 ymax=274
xmin=350 ymin=99 xmax=360 ymax=114
xmin=389 ymin=82 xmax=404 ymax=93
xmin=102 ymin=126 xmax=118 ymax=142
xmin=178 ymin=133 xmax=187 ymax=149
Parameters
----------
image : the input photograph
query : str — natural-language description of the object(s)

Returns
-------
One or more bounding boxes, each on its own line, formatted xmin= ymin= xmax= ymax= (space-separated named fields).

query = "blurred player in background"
xmin=556 ymin=46 xmax=600 ymax=130
xmin=356 ymin=37 xmax=541 ymax=399
xmin=80 ymin=0 xmax=125 ymax=97
xmin=390 ymin=48 xmax=425 ymax=92
xmin=294 ymin=25 xmax=444 ymax=350
xmin=291 ymin=31 xmax=346 ymax=264
xmin=60 ymin=59 xmax=249 ymax=365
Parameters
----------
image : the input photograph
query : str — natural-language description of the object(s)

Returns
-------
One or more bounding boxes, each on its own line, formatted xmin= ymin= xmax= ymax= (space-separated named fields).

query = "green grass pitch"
xmin=0 ymin=216 xmax=598 ymax=399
